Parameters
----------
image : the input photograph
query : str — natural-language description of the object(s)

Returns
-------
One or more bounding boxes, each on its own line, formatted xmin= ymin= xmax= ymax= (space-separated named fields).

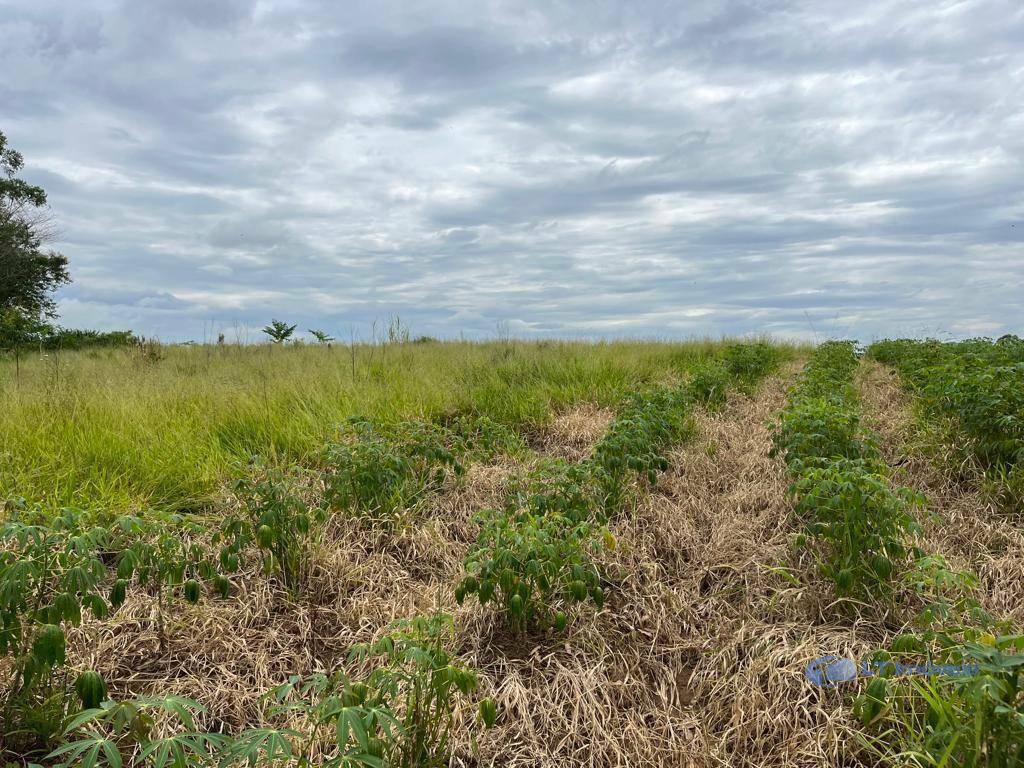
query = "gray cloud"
xmin=2 ymin=0 xmax=1022 ymax=342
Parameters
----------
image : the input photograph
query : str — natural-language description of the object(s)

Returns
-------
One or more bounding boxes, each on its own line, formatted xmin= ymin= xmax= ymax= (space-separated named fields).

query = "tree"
xmin=308 ymin=328 xmax=334 ymax=344
xmin=0 ymin=307 xmax=51 ymax=379
xmin=262 ymin=319 xmax=296 ymax=344
xmin=0 ymin=131 xmax=70 ymax=319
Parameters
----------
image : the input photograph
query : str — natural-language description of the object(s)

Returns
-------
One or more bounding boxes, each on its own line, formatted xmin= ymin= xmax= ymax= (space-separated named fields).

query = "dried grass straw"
xmin=66 ymin=362 xmax=1019 ymax=767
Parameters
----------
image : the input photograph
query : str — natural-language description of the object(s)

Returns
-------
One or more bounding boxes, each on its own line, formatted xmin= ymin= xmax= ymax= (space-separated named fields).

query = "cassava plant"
xmin=687 ymin=360 xmax=731 ymax=408
xmin=588 ymin=386 xmax=691 ymax=514
xmin=217 ymin=459 xmax=322 ymax=591
xmin=0 ymin=505 xmax=113 ymax=751
xmin=772 ymin=341 xmax=927 ymax=599
xmin=350 ymin=614 xmax=490 ymax=766
xmin=446 ymin=414 xmax=526 ymax=461
xmin=114 ymin=513 xmax=226 ymax=653
xmin=323 ymin=418 xmax=464 ymax=524
xmin=220 ymin=674 xmax=399 ymax=768
xmin=869 ymin=337 xmax=1024 ymax=507
xmin=0 ymin=504 xmax=224 ymax=755
xmin=457 ymin=502 xmax=609 ymax=632
xmin=505 ymin=458 xmax=605 ymax=525
xmin=47 ymin=695 xmax=226 ymax=768
xmin=221 ymin=614 xmax=494 ymax=768
xmin=789 ymin=457 xmax=924 ymax=599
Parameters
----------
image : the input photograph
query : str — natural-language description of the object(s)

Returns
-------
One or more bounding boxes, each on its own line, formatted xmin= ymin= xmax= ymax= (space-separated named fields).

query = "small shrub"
xmin=322 ymin=418 xmax=464 ymax=523
xmin=457 ymin=503 xmax=606 ymax=631
xmin=218 ymin=460 xmax=321 ymax=590
xmin=790 ymin=457 xmax=923 ymax=598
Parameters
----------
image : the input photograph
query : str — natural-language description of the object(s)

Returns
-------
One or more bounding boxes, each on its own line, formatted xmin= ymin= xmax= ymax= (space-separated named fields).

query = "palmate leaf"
xmin=137 ymin=732 xmax=228 ymax=768
xmin=364 ymin=706 xmax=402 ymax=741
xmin=336 ymin=706 xmax=371 ymax=750
xmin=62 ymin=706 xmax=110 ymax=734
xmin=220 ymin=726 xmax=301 ymax=765
xmin=46 ymin=734 xmax=122 ymax=768
xmin=147 ymin=695 xmax=206 ymax=730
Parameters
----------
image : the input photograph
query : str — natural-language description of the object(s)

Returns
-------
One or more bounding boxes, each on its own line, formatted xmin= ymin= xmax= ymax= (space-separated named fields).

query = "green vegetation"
xmin=0 ymin=336 xmax=796 ymax=762
xmin=869 ymin=336 xmax=1024 ymax=505
xmin=0 ymin=503 xmax=225 ymax=752
xmin=39 ymin=328 xmax=137 ymax=351
xmin=1 ymin=130 xmax=69 ymax=321
xmin=324 ymin=419 xmax=462 ymax=524
xmin=771 ymin=341 xmax=925 ymax=599
xmin=51 ymin=614 xmax=494 ymax=768
xmin=770 ymin=340 xmax=1024 ymax=766
xmin=218 ymin=461 xmax=322 ymax=590
xmin=458 ymin=343 xmax=782 ymax=630
xmin=857 ymin=630 xmax=1024 ymax=767
xmin=0 ymin=340 xmax=761 ymax=516
xmin=262 ymin=320 xmax=298 ymax=344
xmin=837 ymin=336 xmax=1024 ymax=766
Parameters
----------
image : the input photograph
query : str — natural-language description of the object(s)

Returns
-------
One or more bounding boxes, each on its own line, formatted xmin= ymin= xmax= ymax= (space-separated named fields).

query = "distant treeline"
xmin=39 ymin=327 xmax=137 ymax=350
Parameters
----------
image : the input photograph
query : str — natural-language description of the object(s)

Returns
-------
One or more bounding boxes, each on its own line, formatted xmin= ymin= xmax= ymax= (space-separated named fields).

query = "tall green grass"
xmin=0 ymin=339 xmax=801 ymax=516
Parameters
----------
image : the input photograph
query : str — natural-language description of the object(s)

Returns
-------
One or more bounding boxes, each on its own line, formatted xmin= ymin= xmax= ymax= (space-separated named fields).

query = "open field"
xmin=1 ymin=338 xmax=1022 ymax=767
xmin=0 ymin=340 xmax=736 ymax=515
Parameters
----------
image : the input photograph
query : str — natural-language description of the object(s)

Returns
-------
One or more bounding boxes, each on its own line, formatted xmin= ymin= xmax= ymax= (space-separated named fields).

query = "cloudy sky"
xmin=3 ymin=0 xmax=1022 ymax=342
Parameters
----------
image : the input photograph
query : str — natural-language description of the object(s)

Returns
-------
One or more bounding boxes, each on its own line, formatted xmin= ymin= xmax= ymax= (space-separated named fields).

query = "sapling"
xmin=309 ymin=328 xmax=335 ymax=345
xmin=262 ymin=319 xmax=297 ymax=344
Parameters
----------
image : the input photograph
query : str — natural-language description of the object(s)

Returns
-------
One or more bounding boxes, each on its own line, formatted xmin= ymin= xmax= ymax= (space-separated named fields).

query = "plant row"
xmin=771 ymin=340 xmax=926 ymax=599
xmin=457 ymin=344 xmax=781 ymax=631
xmin=869 ymin=335 xmax=1024 ymax=504
xmin=773 ymin=342 xmax=1024 ymax=766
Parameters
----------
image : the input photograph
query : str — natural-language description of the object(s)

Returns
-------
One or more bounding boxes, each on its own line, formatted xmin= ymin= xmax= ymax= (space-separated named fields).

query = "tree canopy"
xmin=1 ymin=130 xmax=70 ymax=319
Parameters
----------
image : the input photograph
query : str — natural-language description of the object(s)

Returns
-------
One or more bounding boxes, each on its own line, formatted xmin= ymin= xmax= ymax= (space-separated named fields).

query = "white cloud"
xmin=2 ymin=0 xmax=1022 ymax=341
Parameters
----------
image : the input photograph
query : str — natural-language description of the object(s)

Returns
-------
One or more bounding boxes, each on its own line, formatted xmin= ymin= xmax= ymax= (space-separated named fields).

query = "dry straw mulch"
xmin=73 ymin=367 xmax=966 ymax=767
xmin=533 ymin=405 xmax=615 ymax=462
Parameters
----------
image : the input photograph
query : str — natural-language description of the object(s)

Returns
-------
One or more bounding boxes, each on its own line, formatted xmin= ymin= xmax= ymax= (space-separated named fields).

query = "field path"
xmin=569 ymin=362 xmax=869 ymax=768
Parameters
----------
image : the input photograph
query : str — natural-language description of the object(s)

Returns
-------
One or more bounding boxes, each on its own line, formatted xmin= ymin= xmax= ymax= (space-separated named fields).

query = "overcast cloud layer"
xmin=3 ymin=0 xmax=1022 ymax=342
